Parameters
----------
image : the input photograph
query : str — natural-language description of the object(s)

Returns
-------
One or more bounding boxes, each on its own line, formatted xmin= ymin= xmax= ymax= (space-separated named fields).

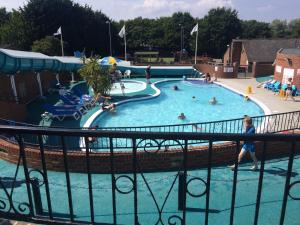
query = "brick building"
xmin=223 ymin=39 xmax=300 ymax=77
xmin=274 ymin=48 xmax=300 ymax=87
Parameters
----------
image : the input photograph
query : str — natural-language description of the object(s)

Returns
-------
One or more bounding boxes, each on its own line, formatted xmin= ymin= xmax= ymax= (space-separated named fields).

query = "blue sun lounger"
xmin=43 ymin=104 xmax=86 ymax=115
xmin=43 ymin=104 xmax=81 ymax=121
xmin=60 ymin=93 xmax=95 ymax=109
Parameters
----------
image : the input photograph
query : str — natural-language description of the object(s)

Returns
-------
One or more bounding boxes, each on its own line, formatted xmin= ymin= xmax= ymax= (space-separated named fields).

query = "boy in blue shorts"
xmin=229 ymin=116 xmax=258 ymax=170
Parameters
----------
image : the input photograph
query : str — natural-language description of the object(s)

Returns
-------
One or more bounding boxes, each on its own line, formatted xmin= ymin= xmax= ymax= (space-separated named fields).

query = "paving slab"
xmin=217 ymin=78 xmax=300 ymax=114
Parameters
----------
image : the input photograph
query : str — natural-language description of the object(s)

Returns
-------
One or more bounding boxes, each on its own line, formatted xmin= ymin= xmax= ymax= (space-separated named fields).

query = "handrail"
xmin=0 ymin=125 xmax=300 ymax=141
xmin=1 ymin=109 xmax=300 ymax=130
xmin=1 ymin=110 xmax=300 ymax=150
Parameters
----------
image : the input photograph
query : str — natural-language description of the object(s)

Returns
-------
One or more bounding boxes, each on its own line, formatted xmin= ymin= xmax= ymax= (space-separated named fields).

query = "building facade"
xmin=223 ymin=39 xmax=300 ymax=77
xmin=274 ymin=48 xmax=300 ymax=87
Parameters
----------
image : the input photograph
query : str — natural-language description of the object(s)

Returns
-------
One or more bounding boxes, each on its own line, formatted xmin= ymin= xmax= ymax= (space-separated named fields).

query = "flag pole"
xmin=194 ymin=23 xmax=198 ymax=65
xmin=124 ymin=25 xmax=127 ymax=61
xmin=60 ymin=27 xmax=64 ymax=56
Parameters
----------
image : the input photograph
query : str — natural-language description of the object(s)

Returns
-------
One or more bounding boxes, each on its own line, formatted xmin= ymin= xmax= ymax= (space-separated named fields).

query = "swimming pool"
xmin=1 ymin=155 xmax=299 ymax=224
xmin=91 ymin=80 xmax=265 ymax=128
xmin=109 ymin=80 xmax=147 ymax=95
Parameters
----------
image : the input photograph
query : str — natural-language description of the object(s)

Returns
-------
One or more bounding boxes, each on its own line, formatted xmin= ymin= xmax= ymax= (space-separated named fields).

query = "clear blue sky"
xmin=0 ymin=0 xmax=299 ymax=22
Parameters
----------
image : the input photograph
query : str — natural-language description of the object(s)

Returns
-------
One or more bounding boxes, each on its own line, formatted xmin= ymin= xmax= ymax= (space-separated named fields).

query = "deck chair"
xmin=43 ymin=105 xmax=81 ymax=121
xmin=59 ymin=94 xmax=89 ymax=110
xmin=123 ymin=70 xmax=131 ymax=79
xmin=43 ymin=104 xmax=86 ymax=115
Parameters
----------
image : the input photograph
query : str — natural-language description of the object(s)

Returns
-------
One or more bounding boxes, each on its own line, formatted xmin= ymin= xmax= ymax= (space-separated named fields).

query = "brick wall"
xmin=231 ymin=41 xmax=243 ymax=65
xmin=240 ymin=47 xmax=248 ymax=66
xmin=195 ymin=63 xmax=238 ymax=78
xmin=274 ymin=53 xmax=300 ymax=87
xmin=0 ymin=101 xmax=27 ymax=121
xmin=14 ymin=72 xmax=40 ymax=103
xmin=253 ymin=62 xmax=275 ymax=77
xmin=223 ymin=41 xmax=243 ymax=66
xmin=223 ymin=48 xmax=229 ymax=64
xmin=0 ymin=138 xmax=298 ymax=173
xmin=0 ymin=75 xmax=14 ymax=102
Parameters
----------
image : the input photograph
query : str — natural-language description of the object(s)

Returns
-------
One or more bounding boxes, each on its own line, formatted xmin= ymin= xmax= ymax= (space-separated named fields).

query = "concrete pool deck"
xmin=217 ymin=78 xmax=300 ymax=114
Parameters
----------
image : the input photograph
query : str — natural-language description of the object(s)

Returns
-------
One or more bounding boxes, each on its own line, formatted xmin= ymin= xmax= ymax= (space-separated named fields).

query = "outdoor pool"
xmin=109 ymin=80 xmax=147 ymax=95
xmin=91 ymin=80 xmax=265 ymax=128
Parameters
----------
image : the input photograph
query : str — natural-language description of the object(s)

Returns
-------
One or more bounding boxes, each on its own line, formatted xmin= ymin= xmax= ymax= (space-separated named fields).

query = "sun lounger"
xmin=272 ymin=82 xmax=281 ymax=92
xmin=292 ymin=85 xmax=300 ymax=96
xmin=43 ymin=104 xmax=81 ymax=121
xmin=59 ymin=94 xmax=91 ymax=110
xmin=43 ymin=103 xmax=86 ymax=115
xmin=264 ymin=80 xmax=276 ymax=90
xmin=72 ymin=87 xmax=84 ymax=97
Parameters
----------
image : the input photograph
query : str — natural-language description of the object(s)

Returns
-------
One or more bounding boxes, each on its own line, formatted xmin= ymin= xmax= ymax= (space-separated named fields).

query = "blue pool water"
xmin=92 ymin=80 xmax=264 ymax=128
xmin=0 ymin=155 xmax=299 ymax=225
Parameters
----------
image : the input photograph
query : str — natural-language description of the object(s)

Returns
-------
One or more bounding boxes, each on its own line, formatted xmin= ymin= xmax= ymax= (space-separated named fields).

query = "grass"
xmin=139 ymin=57 xmax=174 ymax=63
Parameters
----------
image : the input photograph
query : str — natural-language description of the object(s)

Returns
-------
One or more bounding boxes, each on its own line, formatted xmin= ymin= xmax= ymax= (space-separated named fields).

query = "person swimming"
xmin=209 ymin=97 xmax=217 ymax=105
xmin=178 ymin=113 xmax=186 ymax=120
xmin=173 ymin=85 xmax=179 ymax=90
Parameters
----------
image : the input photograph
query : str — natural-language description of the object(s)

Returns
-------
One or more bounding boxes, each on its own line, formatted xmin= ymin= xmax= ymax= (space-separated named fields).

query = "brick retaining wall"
xmin=0 ymin=138 xmax=298 ymax=173
xmin=195 ymin=63 xmax=238 ymax=79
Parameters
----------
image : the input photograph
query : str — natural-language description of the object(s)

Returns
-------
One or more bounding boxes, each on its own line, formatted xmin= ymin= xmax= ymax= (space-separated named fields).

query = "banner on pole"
xmin=53 ymin=27 xmax=62 ymax=36
xmin=118 ymin=25 xmax=126 ymax=38
xmin=190 ymin=23 xmax=198 ymax=35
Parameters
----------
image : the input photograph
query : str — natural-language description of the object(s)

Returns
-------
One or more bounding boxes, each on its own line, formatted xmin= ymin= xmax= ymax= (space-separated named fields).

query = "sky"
xmin=0 ymin=0 xmax=299 ymax=22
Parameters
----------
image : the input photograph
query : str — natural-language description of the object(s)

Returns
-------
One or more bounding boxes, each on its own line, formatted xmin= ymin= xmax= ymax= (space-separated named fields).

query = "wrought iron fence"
xmin=0 ymin=125 xmax=299 ymax=225
xmin=1 ymin=110 xmax=300 ymax=151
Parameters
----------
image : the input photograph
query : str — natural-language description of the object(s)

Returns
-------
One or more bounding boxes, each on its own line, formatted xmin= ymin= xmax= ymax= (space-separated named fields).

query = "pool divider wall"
xmin=0 ymin=136 xmax=299 ymax=173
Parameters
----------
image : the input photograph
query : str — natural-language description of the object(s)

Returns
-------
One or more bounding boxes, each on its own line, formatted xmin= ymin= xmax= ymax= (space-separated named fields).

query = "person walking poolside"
xmin=145 ymin=65 xmax=151 ymax=84
xmin=229 ymin=116 xmax=258 ymax=171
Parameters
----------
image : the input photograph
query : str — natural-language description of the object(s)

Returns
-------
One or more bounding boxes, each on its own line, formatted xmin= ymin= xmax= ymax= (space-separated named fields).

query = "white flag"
xmin=118 ymin=25 xmax=126 ymax=38
xmin=53 ymin=26 xmax=62 ymax=36
xmin=190 ymin=23 xmax=198 ymax=35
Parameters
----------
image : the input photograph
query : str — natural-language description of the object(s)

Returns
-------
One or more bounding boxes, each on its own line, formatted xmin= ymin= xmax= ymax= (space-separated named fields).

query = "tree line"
xmin=0 ymin=0 xmax=299 ymax=58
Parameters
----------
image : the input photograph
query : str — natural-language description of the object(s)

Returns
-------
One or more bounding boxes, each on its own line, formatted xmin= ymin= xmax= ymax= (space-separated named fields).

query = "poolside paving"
xmin=217 ymin=78 xmax=300 ymax=114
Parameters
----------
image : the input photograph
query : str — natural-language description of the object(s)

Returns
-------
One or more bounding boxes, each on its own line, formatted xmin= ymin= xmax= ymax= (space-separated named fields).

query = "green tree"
xmin=288 ymin=19 xmax=300 ymax=38
xmin=79 ymin=57 xmax=112 ymax=95
xmin=31 ymin=36 xmax=62 ymax=55
xmin=241 ymin=20 xmax=271 ymax=38
xmin=201 ymin=7 xmax=242 ymax=58
xmin=270 ymin=19 xmax=289 ymax=38
xmin=0 ymin=10 xmax=32 ymax=50
xmin=22 ymin=0 xmax=119 ymax=56
xmin=0 ymin=7 xmax=10 ymax=25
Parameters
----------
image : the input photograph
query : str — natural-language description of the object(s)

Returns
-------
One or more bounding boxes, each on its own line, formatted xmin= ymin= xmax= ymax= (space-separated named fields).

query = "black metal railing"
xmin=0 ymin=125 xmax=299 ymax=225
xmin=1 ymin=110 xmax=300 ymax=151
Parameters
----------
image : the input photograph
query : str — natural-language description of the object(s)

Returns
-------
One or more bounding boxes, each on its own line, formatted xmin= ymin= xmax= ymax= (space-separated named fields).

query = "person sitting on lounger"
xmin=178 ymin=113 xmax=186 ymax=120
xmin=209 ymin=97 xmax=217 ymax=105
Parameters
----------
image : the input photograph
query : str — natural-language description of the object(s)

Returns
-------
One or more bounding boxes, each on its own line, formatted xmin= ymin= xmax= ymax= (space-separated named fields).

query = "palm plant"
xmin=79 ymin=57 xmax=112 ymax=96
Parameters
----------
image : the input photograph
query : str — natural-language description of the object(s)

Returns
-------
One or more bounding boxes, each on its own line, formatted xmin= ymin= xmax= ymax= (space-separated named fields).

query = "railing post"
xmin=30 ymin=178 xmax=43 ymax=215
xmin=178 ymin=171 xmax=184 ymax=211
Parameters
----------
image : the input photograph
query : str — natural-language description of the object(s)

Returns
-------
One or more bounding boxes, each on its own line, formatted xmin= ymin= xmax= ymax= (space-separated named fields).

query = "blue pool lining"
xmin=80 ymin=78 xmax=271 ymax=150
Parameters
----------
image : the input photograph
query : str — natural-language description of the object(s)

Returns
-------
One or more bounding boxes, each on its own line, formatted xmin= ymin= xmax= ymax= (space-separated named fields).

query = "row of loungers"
xmin=42 ymin=87 xmax=97 ymax=121
xmin=263 ymin=80 xmax=300 ymax=96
